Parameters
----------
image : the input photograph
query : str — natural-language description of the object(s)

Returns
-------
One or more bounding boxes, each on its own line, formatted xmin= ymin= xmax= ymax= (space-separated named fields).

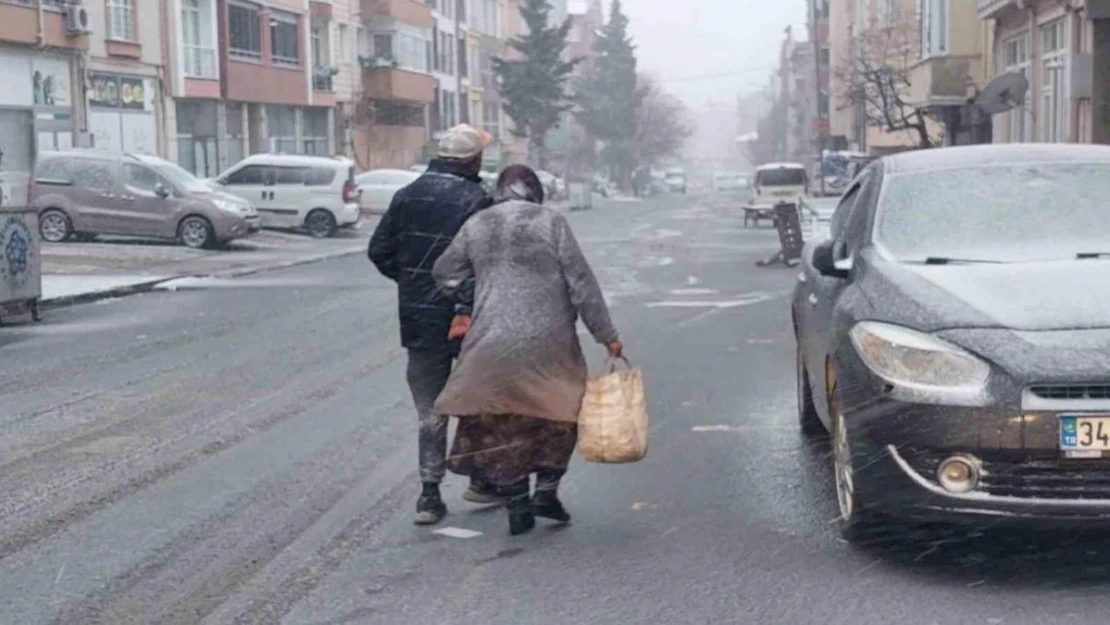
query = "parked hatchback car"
xmin=354 ymin=169 xmax=421 ymax=214
xmin=793 ymin=144 xmax=1110 ymax=541
xmin=31 ymin=150 xmax=259 ymax=249
xmin=212 ymin=154 xmax=361 ymax=238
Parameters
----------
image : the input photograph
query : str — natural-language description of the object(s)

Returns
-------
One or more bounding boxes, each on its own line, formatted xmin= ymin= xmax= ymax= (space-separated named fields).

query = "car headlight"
xmin=848 ymin=321 xmax=990 ymax=390
xmin=212 ymin=198 xmax=245 ymax=214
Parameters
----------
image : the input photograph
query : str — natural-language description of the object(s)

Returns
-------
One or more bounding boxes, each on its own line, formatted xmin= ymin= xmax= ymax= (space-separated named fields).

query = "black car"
xmin=792 ymin=144 xmax=1110 ymax=540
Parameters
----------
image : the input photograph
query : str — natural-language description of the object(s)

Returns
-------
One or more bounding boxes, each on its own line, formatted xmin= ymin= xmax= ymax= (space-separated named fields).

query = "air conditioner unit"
xmin=65 ymin=5 xmax=92 ymax=35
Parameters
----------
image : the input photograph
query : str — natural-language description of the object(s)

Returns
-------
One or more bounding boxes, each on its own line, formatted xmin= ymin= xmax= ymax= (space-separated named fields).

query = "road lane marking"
xmin=686 ymin=276 xmax=699 ymax=285
xmin=434 ymin=527 xmax=483 ymax=539
xmin=692 ymin=425 xmax=798 ymax=432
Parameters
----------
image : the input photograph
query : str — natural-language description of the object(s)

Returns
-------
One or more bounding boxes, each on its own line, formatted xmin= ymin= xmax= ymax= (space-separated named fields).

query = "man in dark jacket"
xmin=367 ymin=124 xmax=495 ymax=525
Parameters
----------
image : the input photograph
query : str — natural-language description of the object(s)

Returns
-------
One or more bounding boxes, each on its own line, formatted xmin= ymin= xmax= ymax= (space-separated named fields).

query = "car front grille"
xmin=902 ymin=447 xmax=1110 ymax=500
xmin=1029 ymin=385 xmax=1110 ymax=400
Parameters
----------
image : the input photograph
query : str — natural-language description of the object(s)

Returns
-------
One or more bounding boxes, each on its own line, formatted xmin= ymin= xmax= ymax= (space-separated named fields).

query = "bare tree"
xmin=633 ymin=73 xmax=693 ymax=167
xmin=837 ymin=15 xmax=935 ymax=149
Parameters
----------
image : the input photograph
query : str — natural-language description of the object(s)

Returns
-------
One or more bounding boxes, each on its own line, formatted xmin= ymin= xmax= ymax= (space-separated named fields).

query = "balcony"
xmin=184 ymin=46 xmax=218 ymax=79
xmin=361 ymin=65 xmax=435 ymax=102
xmin=907 ymin=55 xmax=984 ymax=110
xmin=361 ymin=0 xmax=434 ymax=29
xmin=978 ymin=0 xmax=1019 ymax=19
xmin=313 ymin=66 xmax=337 ymax=91
xmin=0 ymin=1 xmax=88 ymax=49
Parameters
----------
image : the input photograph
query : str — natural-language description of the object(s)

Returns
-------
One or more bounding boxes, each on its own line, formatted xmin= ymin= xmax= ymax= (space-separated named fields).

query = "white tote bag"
xmin=577 ymin=358 xmax=649 ymax=464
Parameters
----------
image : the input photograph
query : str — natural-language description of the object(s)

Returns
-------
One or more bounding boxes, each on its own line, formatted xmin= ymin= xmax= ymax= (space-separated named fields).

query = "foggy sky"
xmin=622 ymin=0 xmax=806 ymax=109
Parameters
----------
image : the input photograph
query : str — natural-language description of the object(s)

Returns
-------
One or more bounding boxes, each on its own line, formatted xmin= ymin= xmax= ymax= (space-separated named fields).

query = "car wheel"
xmin=178 ymin=215 xmax=214 ymax=249
xmin=830 ymin=379 xmax=880 ymax=541
xmin=39 ymin=209 xmax=72 ymax=243
xmin=305 ymin=209 xmax=336 ymax=239
xmin=796 ymin=344 xmax=824 ymax=438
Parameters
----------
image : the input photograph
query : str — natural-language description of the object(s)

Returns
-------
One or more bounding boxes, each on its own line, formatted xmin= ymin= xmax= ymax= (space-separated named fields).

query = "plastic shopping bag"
xmin=577 ymin=358 xmax=648 ymax=463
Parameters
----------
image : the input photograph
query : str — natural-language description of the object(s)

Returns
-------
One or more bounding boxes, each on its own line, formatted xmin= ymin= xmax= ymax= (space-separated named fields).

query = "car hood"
xmin=860 ymin=254 xmax=1110 ymax=332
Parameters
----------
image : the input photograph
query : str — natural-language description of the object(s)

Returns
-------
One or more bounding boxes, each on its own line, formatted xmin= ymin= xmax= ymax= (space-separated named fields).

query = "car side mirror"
xmin=813 ymin=240 xmax=851 ymax=279
xmin=154 ymin=183 xmax=171 ymax=199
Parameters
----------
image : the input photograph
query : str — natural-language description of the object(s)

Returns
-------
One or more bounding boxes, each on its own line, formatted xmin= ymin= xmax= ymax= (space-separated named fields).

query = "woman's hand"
xmin=607 ymin=340 xmax=624 ymax=359
xmin=448 ymin=315 xmax=471 ymax=340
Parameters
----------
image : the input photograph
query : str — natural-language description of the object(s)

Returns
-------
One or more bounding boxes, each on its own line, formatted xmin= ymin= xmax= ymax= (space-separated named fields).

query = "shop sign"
xmin=88 ymin=73 xmax=150 ymax=111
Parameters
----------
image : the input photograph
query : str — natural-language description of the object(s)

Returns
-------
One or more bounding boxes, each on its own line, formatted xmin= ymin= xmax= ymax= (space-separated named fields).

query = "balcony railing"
xmin=313 ymin=66 xmax=337 ymax=91
xmin=184 ymin=45 xmax=217 ymax=79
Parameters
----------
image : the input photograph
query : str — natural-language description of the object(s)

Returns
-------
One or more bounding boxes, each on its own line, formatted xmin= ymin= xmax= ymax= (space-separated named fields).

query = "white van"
xmin=751 ymin=162 xmax=808 ymax=206
xmin=212 ymin=154 xmax=361 ymax=238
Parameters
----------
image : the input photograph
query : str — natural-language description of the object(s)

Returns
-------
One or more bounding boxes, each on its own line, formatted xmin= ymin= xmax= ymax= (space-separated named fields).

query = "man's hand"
xmin=448 ymin=315 xmax=471 ymax=340
xmin=607 ymin=340 xmax=624 ymax=359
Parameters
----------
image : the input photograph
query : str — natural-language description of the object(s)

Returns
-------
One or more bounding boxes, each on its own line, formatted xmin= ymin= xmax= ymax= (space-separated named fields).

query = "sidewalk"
xmin=39 ymin=219 xmax=376 ymax=307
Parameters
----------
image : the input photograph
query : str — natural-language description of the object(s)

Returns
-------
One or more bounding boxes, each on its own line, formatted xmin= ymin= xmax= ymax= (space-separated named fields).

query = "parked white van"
xmin=212 ymin=154 xmax=361 ymax=238
xmin=752 ymin=162 xmax=808 ymax=206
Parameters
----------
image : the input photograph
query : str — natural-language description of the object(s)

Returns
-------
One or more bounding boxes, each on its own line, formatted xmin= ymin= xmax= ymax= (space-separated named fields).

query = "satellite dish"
xmin=972 ymin=72 xmax=1029 ymax=116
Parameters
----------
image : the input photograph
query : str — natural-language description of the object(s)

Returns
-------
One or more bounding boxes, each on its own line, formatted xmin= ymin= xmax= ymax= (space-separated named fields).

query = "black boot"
xmin=532 ymin=490 xmax=571 ymax=523
xmin=414 ymin=482 xmax=447 ymax=525
xmin=502 ymin=480 xmax=535 ymax=536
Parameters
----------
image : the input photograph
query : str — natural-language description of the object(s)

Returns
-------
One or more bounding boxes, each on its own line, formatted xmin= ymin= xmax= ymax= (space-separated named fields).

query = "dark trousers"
xmin=406 ymin=349 xmax=454 ymax=484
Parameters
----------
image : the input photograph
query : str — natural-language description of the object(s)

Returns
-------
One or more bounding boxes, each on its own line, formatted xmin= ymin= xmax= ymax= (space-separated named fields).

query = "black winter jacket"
xmin=367 ymin=159 xmax=493 ymax=354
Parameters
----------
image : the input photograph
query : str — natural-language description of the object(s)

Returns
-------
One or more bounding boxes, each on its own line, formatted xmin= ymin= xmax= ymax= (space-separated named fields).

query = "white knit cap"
xmin=438 ymin=124 xmax=493 ymax=160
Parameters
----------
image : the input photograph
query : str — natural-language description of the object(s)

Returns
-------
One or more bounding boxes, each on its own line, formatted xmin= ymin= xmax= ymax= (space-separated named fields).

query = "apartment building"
xmin=0 ymin=0 xmax=89 ymax=204
xmin=429 ymin=0 xmax=460 ymax=133
xmin=162 ymin=0 xmax=341 ymax=177
xmin=979 ymin=0 xmax=1095 ymax=144
xmin=787 ymin=41 xmax=815 ymax=162
xmin=85 ymin=0 xmax=164 ymax=156
xmin=468 ymin=0 xmax=504 ymax=167
xmin=500 ymin=0 xmax=527 ymax=163
xmin=357 ymin=0 xmax=435 ymax=169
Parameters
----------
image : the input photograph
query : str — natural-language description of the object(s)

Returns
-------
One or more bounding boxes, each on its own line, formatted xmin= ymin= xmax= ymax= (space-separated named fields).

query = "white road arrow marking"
xmin=646 ymin=292 xmax=771 ymax=309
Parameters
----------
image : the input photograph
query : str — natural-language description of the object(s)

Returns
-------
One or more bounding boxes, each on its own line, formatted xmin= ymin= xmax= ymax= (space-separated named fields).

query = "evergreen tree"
xmin=575 ymin=0 xmax=640 ymax=186
xmin=493 ymin=0 xmax=579 ymax=169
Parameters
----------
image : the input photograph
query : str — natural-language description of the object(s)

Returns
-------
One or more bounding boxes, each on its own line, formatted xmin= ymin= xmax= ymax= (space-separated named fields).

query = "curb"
xmin=39 ymin=248 xmax=366 ymax=310
xmin=40 ymin=277 xmax=174 ymax=310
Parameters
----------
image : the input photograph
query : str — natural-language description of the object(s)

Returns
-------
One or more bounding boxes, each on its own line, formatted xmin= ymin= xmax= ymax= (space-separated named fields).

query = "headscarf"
xmin=495 ymin=164 xmax=545 ymax=205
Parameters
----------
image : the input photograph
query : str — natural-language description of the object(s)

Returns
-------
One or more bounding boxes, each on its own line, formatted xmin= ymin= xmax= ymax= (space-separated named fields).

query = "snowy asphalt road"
xmin=4 ymin=195 xmax=1110 ymax=624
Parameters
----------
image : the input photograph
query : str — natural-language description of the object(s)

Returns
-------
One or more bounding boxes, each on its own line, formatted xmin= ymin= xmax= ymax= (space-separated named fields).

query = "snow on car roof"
xmin=756 ymin=162 xmax=806 ymax=171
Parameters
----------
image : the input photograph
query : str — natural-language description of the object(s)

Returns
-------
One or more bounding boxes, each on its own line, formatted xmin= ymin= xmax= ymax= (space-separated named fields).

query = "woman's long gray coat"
xmin=431 ymin=200 xmax=619 ymax=424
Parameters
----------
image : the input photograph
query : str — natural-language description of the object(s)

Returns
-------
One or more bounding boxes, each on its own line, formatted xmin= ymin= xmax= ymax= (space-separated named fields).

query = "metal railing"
xmin=183 ymin=46 xmax=217 ymax=78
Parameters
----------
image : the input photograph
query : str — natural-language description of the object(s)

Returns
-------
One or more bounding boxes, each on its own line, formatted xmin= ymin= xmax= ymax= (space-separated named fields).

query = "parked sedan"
xmin=355 ymin=169 xmax=421 ymax=214
xmin=792 ymin=144 xmax=1110 ymax=540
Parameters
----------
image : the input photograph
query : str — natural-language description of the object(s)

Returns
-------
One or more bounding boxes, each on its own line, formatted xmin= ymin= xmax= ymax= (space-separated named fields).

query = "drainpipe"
xmin=36 ymin=0 xmax=44 ymax=47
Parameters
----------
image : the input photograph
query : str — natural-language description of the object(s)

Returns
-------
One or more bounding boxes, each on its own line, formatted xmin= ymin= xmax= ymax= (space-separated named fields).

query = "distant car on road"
xmin=213 ymin=154 xmax=361 ymax=238
xmin=31 ymin=150 xmax=259 ymax=249
xmin=355 ymin=169 xmax=421 ymax=215
xmin=664 ymin=168 xmax=688 ymax=194
xmin=792 ymin=144 xmax=1110 ymax=541
xmin=745 ymin=162 xmax=808 ymax=227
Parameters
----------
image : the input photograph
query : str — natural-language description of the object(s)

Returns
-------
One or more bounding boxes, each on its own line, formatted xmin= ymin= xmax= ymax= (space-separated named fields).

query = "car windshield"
xmin=146 ymin=158 xmax=210 ymax=193
xmin=877 ymin=162 xmax=1110 ymax=263
xmin=757 ymin=168 xmax=805 ymax=186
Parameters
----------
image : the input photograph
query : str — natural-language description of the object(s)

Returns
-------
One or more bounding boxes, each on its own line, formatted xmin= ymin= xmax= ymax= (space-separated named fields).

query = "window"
xmin=182 ymin=0 xmax=217 ymax=78
xmin=457 ymin=0 xmax=466 ymax=23
xmin=479 ymin=49 xmax=493 ymax=88
xmin=73 ymin=161 xmax=116 ymax=194
xmin=224 ymin=165 xmax=269 ymax=185
xmin=435 ymin=32 xmax=454 ymax=74
xmin=312 ymin=25 xmax=327 ymax=68
xmin=305 ymin=167 xmax=337 ymax=186
xmin=228 ymin=1 xmax=262 ymax=60
xmin=375 ymin=34 xmax=393 ymax=60
xmin=1000 ymin=32 xmax=1031 ymax=143
xmin=481 ymin=101 xmax=500 ymax=140
xmin=123 ymin=164 xmax=162 ymax=193
xmin=458 ymin=38 xmax=468 ymax=77
xmin=337 ymin=24 xmax=349 ymax=64
xmin=303 ymin=109 xmax=329 ymax=155
xmin=920 ymin=0 xmax=948 ymax=58
xmin=371 ymin=33 xmax=430 ymax=72
xmin=266 ymin=105 xmax=296 ymax=153
xmin=1042 ymin=18 xmax=1068 ymax=142
xmin=107 ymin=0 xmax=135 ymax=42
xmin=274 ymin=167 xmax=307 ymax=184
xmin=271 ymin=11 xmax=300 ymax=66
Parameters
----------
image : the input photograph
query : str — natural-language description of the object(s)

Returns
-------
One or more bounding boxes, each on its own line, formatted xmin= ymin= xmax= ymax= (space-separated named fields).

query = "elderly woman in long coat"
xmin=432 ymin=165 xmax=623 ymax=536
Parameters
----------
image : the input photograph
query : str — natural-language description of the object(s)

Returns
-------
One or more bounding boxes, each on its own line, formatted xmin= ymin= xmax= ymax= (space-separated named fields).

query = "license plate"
xmin=1060 ymin=415 xmax=1110 ymax=455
